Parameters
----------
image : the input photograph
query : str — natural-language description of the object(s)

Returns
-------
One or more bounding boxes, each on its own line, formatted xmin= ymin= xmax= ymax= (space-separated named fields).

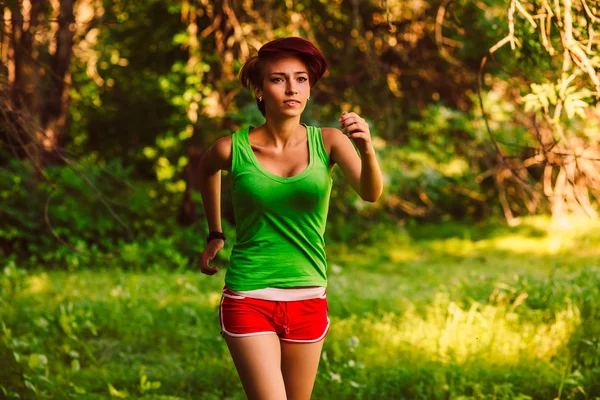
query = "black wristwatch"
xmin=206 ymin=231 xmax=226 ymax=244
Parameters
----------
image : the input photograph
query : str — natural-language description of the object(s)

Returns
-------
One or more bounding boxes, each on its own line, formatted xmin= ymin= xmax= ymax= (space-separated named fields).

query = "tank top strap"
xmin=231 ymin=127 xmax=254 ymax=177
xmin=305 ymin=125 xmax=330 ymax=168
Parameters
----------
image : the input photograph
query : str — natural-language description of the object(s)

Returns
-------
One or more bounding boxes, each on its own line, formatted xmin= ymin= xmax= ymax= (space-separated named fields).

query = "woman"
xmin=198 ymin=37 xmax=383 ymax=400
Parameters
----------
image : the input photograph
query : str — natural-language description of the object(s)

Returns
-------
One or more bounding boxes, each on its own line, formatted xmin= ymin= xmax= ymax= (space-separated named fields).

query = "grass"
xmin=1 ymin=216 xmax=600 ymax=399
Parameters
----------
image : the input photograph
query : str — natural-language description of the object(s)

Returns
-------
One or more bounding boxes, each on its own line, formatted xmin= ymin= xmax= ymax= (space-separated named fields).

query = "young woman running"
xmin=198 ymin=37 xmax=383 ymax=400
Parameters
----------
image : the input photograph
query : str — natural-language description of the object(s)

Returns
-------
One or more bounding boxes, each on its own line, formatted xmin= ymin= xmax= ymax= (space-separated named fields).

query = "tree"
xmin=476 ymin=0 xmax=600 ymax=221
xmin=1 ymin=0 xmax=76 ymax=169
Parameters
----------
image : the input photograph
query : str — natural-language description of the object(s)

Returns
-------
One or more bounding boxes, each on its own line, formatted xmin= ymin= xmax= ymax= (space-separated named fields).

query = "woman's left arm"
xmin=326 ymin=111 xmax=383 ymax=202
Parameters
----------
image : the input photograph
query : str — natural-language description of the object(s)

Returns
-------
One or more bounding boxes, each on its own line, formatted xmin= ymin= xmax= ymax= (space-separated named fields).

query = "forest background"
xmin=1 ymin=0 xmax=600 ymax=399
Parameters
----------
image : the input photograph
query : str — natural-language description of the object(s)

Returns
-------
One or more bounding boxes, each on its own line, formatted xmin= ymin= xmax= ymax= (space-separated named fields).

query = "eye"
xmin=271 ymin=77 xmax=283 ymax=83
xmin=297 ymin=76 xmax=308 ymax=83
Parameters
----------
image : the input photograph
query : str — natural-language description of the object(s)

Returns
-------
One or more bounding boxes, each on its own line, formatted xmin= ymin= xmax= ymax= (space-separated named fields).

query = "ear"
xmin=254 ymin=87 xmax=262 ymax=99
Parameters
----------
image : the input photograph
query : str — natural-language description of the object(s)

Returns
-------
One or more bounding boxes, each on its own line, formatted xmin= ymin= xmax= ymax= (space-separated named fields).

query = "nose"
xmin=286 ymin=81 xmax=298 ymax=95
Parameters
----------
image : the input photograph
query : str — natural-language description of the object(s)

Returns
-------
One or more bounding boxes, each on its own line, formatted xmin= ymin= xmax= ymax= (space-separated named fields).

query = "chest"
xmin=233 ymin=159 xmax=332 ymax=216
xmin=251 ymin=141 xmax=310 ymax=178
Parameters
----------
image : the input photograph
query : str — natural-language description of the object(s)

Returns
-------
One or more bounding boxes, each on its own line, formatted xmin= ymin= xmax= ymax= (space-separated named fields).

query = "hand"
xmin=200 ymin=239 xmax=224 ymax=275
xmin=338 ymin=111 xmax=373 ymax=153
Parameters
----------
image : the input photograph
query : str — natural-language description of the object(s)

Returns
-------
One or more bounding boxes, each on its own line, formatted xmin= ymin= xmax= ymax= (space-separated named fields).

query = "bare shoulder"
xmin=321 ymin=126 xmax=356 ymax=148
xmin=320 ymin=127 xmax=347 ymax=148
xmin=203 ymin=135 xmax=232 ymax=171
xmin=320 ymin=127 xmax=355 ymax=165
xmin=212 ymin=135 xmax=232 ymax=160
xmin=320 ymin=126 xmax=344 ymax=140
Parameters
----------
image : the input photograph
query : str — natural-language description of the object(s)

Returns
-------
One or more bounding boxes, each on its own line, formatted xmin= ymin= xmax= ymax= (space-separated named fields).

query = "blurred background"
xmin=1 ymin=0 xmax=600 ymax=399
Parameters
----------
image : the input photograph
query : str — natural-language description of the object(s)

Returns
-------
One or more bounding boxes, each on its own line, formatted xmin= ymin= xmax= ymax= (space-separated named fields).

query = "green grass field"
xmin=2 ymin=216 xmax=600 ymax=399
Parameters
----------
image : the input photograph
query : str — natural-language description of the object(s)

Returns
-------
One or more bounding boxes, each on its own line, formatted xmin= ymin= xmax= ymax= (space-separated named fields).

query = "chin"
xmin=267 ymin=107 xmax=305 ymax=120
xmin=281 ymin=107 xmax=306 ymax=116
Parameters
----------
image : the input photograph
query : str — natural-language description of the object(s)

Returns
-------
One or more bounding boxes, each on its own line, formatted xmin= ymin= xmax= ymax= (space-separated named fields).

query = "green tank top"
xmin=225 ymin=125 xmax=332 ymax=291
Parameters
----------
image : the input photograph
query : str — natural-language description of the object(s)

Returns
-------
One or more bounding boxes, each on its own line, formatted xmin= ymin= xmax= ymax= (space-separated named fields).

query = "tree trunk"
xmin=41 ymin=0 xmax=74 ymax=164
xmin=6 ymin=0 xmax=47 ymax=167
xmin=3 ymin=0 xmax=75 ymax=168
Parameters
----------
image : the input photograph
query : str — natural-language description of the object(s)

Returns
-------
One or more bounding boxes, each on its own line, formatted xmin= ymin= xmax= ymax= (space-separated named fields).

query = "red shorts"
xmin=219 ymin=289 xmax=330 ymax=343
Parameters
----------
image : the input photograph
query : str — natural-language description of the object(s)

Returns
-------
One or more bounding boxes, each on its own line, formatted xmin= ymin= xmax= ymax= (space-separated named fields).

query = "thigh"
xmin=225 ymin=334 xmax=287 ymax=400
xmin=280 ymin=339 xmax=325 ymax=400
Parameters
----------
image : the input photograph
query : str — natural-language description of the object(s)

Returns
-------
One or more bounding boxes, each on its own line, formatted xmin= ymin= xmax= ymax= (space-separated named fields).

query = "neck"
xmin=263 ymin=115 xmax=303 ymax=146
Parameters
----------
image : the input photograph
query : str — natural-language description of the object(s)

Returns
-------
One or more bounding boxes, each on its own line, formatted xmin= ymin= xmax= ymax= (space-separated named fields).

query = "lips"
xmin=284 ymin=100 xmax=300 ymax=106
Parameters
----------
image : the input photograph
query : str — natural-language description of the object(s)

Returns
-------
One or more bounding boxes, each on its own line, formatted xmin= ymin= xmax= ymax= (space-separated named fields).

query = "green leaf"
xmin=524 ymin=100 xmax=540 ymax=113
xmin=565 ymin=99 xmax=575 ymax=119
xmin=73 ymin=385 xmax=86 ymax=394
xmin=564 ymin=85 xmax=578 ymax=96
xmin=539 ymin=93 xmax=549 ymax=109
xmin=108 ymin=383 xmax=128 ymax=398
xmin=24 ymin=380 xmax=37 ymax=393
xmin=572 ymin=99 xmax=589 ymax=109
xmin=521 ymin=94 xmax=537 ymax=102
xmin=28 ymin=354 xmax=48 ymax=370
xmin=546 ymin=86 xmax=557 ymax=105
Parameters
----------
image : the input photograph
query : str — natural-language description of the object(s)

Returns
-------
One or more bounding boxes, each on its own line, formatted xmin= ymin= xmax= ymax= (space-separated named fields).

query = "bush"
xmin=0 ymin=158 xmax=228 ymax=271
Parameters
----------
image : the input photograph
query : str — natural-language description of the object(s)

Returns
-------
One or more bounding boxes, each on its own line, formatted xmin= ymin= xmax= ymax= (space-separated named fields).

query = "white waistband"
xmin=227 ymin=287 xmax=326 ymax=301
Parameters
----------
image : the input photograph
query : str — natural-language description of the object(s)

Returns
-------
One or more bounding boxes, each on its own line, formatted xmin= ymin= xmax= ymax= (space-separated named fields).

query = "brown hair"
xmin=239 ymin=37 xmax=327 ymax=116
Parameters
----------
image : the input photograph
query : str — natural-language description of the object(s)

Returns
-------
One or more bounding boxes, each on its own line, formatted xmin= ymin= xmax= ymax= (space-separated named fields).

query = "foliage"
xmin=0 ymin=158 xmax=234 ymax=271
xmin=477 ymin=0 xmax=600 ymax=220
xmin=3 ymin=0 xmax=600 ymax=222
xmin=327 ymin=97 xmax=536 ymax=231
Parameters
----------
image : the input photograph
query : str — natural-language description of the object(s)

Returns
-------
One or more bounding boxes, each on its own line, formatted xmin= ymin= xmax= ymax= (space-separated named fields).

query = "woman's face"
xmin=257 ymin=56 xmax=310 ymax=119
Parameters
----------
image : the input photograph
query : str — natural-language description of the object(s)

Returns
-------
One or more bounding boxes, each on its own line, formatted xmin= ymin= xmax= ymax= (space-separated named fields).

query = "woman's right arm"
xmin=198 ymin=136 xmax=232 ymax=275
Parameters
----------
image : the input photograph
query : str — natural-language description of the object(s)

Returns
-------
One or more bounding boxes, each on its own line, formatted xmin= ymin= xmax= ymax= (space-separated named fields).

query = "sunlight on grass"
xmin=208 ymin=291 xmax=222 ymax=308
xmin=388 ymin=247 xmax=423 ymax=263
xmin=330 ymin=290 xmax=581 ymax=367
xmin=422 ymin=228 xmax=595 ymax=258
xmin=332 ymin=216 xmax=600 ymax=277
xmin=525 ymin=214 xmax=600 ymax=233
xmin=482 ymin=235 xmax=573 ymax=255
xmin=23 ymin=273 xmax=50 ymax=295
